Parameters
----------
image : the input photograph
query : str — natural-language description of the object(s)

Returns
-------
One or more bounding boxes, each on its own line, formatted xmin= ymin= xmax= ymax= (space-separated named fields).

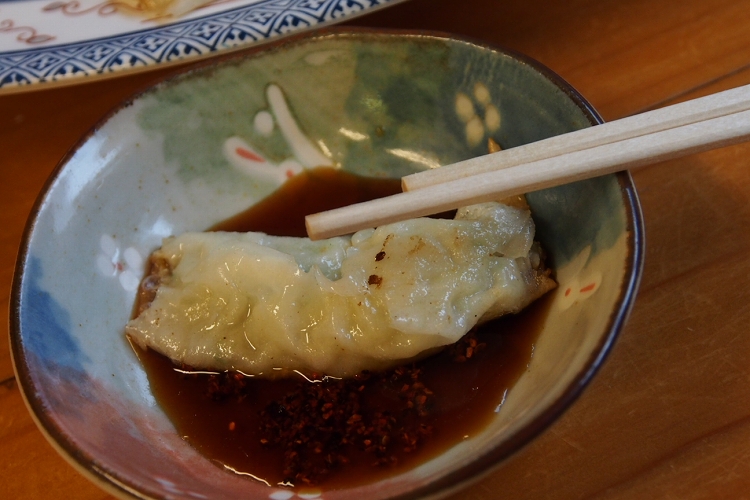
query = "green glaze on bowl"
xmin=137 ymin=34 xmax=590 ymax=196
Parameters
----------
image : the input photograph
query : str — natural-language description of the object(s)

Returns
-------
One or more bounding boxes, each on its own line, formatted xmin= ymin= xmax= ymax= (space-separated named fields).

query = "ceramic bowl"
xmin=11 ymin=29 xmax=644 ymax=499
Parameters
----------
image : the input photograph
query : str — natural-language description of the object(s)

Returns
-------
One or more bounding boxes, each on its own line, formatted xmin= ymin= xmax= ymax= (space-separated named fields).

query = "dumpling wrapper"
xmin=126 ymin=202 xmax=555 ymax=378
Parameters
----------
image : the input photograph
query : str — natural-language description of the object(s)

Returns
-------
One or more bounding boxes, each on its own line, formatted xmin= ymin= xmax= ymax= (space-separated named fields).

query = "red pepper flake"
xmin=204 ymin=370 xmax=249 ymax=401
xmin=254 ymin=364 xmax=438 ymax=486
xmin=375 ymin=251 xmax=386 ymax=261
xmin=192 ymin=328 xmax=488 ymax=487
xmin=446 ymin=329 xmax=486 ymax=363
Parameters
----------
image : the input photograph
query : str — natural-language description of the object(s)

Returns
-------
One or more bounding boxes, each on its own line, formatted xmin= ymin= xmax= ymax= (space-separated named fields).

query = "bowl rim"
xmin=9 ymin=26 xmax=645 ymax=500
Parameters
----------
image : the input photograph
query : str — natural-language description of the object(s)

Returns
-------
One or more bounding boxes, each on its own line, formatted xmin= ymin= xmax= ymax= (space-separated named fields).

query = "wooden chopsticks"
xmin=305 ymin=84 xmax=750 ymax=240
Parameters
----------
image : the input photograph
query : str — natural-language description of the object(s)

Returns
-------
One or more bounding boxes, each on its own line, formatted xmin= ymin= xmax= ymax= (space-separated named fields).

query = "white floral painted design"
xmin=555 ymin=246 xmax=602 ymax=311
xmin=96 ymin=234 xmax=143 ymax=292
xmin=224 ymin=83 xmax=333 ymax=186
xmin=224 ymin=136 xmax=304 ymax=184
xmin=455 ymin=82 xmax=501 ymax=147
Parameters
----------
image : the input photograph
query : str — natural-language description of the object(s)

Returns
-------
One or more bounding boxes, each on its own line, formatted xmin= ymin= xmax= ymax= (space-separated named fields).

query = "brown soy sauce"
xmin=210 ymin=167 xmax=403 ymax=235
xmin=135 ymin=167 xmax=550 ymax=490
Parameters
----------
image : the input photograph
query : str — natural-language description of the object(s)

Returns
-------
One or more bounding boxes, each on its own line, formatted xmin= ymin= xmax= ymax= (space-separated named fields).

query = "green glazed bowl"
xmin=11 ymin=29 xmax=643 ymax=499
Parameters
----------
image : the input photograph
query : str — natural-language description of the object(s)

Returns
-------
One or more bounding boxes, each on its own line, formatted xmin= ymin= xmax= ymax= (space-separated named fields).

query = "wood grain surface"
xmin=2 ymin=0 xmax=750 ymax=498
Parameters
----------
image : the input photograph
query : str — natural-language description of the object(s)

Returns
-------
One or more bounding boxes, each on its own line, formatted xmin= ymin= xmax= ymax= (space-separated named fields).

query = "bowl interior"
xmin=12 ymin=30 xmax=642 ymax=500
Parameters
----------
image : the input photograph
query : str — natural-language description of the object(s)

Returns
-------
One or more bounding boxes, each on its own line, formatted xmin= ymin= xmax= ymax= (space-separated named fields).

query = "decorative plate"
xmin=0 ymin=0 xmax=404 ymax=93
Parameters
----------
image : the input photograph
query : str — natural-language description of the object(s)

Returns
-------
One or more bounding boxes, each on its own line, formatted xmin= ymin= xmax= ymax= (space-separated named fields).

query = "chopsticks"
xmin=305 ymin=84 xmax=750 ymax=240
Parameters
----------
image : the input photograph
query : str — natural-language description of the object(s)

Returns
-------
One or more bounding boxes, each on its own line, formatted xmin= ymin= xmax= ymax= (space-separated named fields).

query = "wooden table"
xmin=3 ymin=0 xmax=750 ymax=497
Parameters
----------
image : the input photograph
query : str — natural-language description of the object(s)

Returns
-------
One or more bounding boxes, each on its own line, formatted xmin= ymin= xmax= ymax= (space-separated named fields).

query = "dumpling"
xmin=125 ymin=202 xmax=555 ymax=378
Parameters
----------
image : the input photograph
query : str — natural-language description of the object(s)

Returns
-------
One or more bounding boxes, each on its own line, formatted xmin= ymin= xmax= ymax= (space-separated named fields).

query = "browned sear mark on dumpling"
xmin=135 ymin=255 xmax=172 ymax=317
xmin=368 ymin=274 xmax=383 ymax=287
xmin=408 ymin=236 xmax=426 ymax=255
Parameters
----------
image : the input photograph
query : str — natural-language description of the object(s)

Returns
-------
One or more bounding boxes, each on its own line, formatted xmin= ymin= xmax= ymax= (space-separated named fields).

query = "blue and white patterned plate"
xmin=0 ymin=0 xmax=404 ymax=93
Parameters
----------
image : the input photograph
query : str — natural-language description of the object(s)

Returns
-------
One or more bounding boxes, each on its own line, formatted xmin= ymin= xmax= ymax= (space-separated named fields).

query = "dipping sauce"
xmin=133 ymin=168 xmax=549 ymax=489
